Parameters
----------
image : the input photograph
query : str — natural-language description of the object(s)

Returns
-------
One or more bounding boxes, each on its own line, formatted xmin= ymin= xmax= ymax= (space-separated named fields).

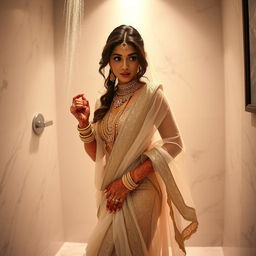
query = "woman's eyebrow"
xmin=111 ymin=52 xmax=137 ymax=56
xmin=128 ymin=52 xmax=137 ymax=56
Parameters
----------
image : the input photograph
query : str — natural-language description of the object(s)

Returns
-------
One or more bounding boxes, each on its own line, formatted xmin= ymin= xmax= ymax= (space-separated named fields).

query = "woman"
xmin=70 ymin=25 xmax=198 ymax=256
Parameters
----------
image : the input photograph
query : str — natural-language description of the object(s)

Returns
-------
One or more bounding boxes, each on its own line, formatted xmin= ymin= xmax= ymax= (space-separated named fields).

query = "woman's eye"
xmin=129 ymin=56 xmax=137 ymax=61
xmin=113 ymin=56 xmax=121 ymax=62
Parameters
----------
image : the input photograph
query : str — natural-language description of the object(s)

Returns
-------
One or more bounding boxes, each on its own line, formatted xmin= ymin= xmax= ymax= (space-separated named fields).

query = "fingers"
xmin=73 ymin=99 xmax=89 ymax=109
xmin=70 ymin=103 xmax=86 ymax=116
xmin=72 ymin=93 xmax=86 ymax=101
xmin=106 ymin=197 xmax=123 ymax=213
xmin=72 ymin=94 xmax=89 ymax=108
xmin=115 ymin=201 xmax=123 ymax=212
xmin=104 ymin=189 xmax=111 ymax=199
xmin=70 ymin=94 xmax=90 ymax=123
xmin=104 ymin=189 xmax=120 ymax=213
xmin=104 ymin=180 xmax=130 ymax=214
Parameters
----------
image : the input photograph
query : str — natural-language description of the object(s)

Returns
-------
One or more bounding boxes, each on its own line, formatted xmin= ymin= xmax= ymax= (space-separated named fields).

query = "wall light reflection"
xmin=117 ymin=0 xmax=149 ymax=26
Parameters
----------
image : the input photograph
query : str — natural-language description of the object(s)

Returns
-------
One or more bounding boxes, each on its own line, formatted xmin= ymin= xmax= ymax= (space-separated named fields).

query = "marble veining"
xmin=0 ymin=125 xmax=26 ymax=196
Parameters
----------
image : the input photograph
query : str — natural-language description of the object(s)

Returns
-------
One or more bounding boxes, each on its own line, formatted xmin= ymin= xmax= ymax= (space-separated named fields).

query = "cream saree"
xmin=85 ymin=82 xmax=198 ymax=256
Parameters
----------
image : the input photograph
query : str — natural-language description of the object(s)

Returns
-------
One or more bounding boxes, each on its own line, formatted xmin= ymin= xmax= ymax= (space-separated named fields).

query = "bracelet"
xmin=77 ymin=122 xmax=95 ymax=143
xmin=79 ymin=129 xmax=94 ymax=138
xmin=121 ymin=172 xmax=138 ymax=191
xmin=122 ymin=174 xmax=134 ymax=190
xmin=126 ymin=171 xmax=138 ymax=188
xmin=77 ymin=123 xmax=91 ymax=133
xmin=80 ymin=134 xmax=95 ymax=143
xmin=79 ymin=130 xmax=95 ymax=143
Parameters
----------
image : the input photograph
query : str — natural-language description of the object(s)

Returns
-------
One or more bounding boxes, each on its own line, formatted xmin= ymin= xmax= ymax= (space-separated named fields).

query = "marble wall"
xmin=222 ymin=0 xmax=256 ymax=255
xmin=0 ymin=0 xmax=64 ymax=255
xmin=4 ymin=0 xmax=252 ymax=254
xmin=56 ymin=0 xmax=225 ymax=246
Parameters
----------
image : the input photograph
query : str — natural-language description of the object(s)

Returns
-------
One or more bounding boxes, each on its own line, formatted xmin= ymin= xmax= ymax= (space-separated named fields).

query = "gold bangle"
xmin=80 ymin=134 xmax=95 ymax=143
xmin=125 ymin=173 xmax=137 ymax=190
xmin=79 ymin=130 xmax=95 ymax=143
xmin=122 ymin=173 xmax=136 ymax=190
xmin=122 ymin=175 xmax=132 ymax=190
xmin=126 ymin=171 xmax=138 ymax=188
xmin=77 ymin=123 xmax=91 ymax=133
xmin=79 ymin=129 xmax=94 ymax=138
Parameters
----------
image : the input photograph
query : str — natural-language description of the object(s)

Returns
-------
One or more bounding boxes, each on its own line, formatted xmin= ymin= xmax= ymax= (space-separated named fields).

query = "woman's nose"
xmin=122 ymin=59 xmax=128 ymax=69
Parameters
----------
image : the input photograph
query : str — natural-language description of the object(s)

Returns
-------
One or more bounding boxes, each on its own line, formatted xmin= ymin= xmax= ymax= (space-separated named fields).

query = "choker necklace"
xmin=112 ymin=79 xmax=143 ymax=108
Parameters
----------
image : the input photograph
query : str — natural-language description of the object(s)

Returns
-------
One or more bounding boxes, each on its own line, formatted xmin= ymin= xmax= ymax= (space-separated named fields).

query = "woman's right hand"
xmin=70 ymin=93 xmax=90 ymax=128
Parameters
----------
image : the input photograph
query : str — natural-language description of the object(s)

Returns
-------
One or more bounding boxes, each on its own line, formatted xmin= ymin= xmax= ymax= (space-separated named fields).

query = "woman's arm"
xmin=70 ymin=94 xmax=97 ymax=161
xmin=83 ymin=140 xmax=96 ymax=161
xmin=130 ymin=159 xmax=154 ymax=183
xmin=130 ymin=90 xmax=183 ymax=183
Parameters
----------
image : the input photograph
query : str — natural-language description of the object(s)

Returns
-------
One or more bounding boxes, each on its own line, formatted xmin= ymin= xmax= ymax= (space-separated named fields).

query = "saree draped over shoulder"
xmin=85 ymin=83 xmax=198 ymax=256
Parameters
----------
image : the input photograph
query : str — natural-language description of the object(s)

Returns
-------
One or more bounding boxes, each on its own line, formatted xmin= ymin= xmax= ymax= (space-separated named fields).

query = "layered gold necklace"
xmin=99 ymin=100 xmax=129 ymax=152
xmin=99 ymin=78 xmax=143 ymax=152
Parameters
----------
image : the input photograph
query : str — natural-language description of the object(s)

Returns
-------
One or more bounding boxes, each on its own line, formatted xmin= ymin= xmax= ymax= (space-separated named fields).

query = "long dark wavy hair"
xmin=93 ymin=25 xmax=148 ymax=123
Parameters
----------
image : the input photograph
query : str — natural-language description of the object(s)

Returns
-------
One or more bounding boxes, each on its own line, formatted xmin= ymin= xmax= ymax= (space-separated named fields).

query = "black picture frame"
xmin=242 ymin=0 xmax=256 ymax=113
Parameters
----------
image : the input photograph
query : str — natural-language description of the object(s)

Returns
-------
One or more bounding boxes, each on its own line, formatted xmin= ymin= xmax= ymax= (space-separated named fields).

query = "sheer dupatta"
xmin=85 ymin=82 xmax=198 ymax=256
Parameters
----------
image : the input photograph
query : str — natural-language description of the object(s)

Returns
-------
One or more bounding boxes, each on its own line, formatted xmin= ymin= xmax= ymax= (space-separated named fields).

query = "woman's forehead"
xmin=111 ymin=44 xmax=136 ymax=55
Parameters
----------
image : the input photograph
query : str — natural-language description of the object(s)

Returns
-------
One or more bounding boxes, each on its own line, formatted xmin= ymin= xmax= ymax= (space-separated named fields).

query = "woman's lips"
xmin=120 ymin=72 xmax=130 ymax=77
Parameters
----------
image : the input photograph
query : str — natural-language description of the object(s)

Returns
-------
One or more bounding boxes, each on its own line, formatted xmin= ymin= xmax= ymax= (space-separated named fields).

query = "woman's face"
xmin=109 ymin=43 xmax=139 ymax=84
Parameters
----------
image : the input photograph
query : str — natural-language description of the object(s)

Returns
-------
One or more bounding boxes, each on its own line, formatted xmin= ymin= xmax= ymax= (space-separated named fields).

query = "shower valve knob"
xmin=32 ymin=113 xmax=53 ymax=136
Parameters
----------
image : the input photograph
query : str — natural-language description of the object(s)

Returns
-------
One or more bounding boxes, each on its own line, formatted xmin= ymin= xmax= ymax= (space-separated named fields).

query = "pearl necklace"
xmin=112 ymin=79 xmax=143 ymax=108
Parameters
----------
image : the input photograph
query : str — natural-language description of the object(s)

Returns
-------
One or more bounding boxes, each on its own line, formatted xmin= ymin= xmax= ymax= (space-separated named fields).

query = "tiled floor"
xmin=55 ymin=242 xmax=224 ymax=256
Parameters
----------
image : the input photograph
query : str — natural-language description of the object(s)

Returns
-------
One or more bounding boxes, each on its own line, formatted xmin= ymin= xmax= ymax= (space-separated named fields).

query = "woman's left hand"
xmin=104 ymin=178 xmax=130 ymax=213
